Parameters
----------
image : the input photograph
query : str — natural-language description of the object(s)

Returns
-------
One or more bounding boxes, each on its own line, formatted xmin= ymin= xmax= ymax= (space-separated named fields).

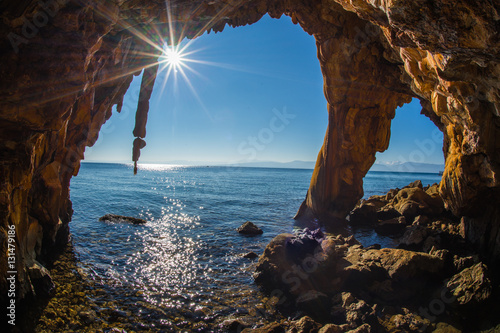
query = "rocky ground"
xmin=251 ymin=181 xmax=500 ymax=332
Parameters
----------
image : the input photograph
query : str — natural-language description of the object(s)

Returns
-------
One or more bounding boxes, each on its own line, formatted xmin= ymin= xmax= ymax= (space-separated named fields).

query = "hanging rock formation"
xmin=0 ymin=0 xmax=499 ymax=302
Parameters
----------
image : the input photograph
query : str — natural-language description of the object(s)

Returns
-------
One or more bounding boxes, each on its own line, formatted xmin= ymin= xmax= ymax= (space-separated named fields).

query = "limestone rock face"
xmin=1 ymin=0 xmax=500 ymax=300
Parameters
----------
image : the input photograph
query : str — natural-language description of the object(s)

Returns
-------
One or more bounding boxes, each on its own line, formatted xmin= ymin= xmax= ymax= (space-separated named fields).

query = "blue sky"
xmin=86 ymin=15 xmax=444 ymax=166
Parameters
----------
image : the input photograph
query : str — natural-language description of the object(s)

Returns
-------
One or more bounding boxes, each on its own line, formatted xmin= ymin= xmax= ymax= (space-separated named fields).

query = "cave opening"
xmin=3 ymin=0 xmax=500 ymax=331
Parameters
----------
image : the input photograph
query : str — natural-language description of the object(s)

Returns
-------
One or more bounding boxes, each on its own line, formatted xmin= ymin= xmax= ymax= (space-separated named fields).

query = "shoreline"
xmin=14 ymin=179 xmax=500 ymax=332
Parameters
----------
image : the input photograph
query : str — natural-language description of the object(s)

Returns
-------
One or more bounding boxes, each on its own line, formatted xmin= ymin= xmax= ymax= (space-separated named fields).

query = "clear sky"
xmin=85 ymin=14 xmax=444 ymax=166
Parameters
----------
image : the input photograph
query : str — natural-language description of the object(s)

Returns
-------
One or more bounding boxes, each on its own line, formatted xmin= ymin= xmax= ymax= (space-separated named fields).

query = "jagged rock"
xmin=237 ymin=221 xmax=263 ymax=235
xmin=99 ymin=214 xmax=147 ymax=225
xmin=220 ymin=319 xmax=251 ymax=331
xmin=287 ymin=316 xmax=322 ymax=333
xmin=446 ymin=263 xmax=492 ymax=306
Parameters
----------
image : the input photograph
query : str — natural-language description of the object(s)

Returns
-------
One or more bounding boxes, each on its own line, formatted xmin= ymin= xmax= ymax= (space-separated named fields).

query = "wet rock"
xmin=220 ymin=318 xmax=251 ymax=331
xmin=242 ymin=251 xmax=259 ymax=259
xmin=287 ymin=316 xmax=322 ymax=333
xmin=446 ymin=263 xmax=492 ymax=306
xmin=375 ymin=216 xmax=406 ymax=235
xmin=78 ymin=310 xmax=97 ymax=324
xmin=107 ymin=329 xmax=127 ymax=333
xmin=99 ymin=214 xmax=147 ymax=225
xmin=237 ymin=221 xmax=263 ymax=235
xmin=243 ymin=322 xmax=284 ymax=333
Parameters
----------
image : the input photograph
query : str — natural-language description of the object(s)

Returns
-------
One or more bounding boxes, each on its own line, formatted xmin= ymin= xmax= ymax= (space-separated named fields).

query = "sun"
xmin=162 ymin=44 xmax=185 ymax=69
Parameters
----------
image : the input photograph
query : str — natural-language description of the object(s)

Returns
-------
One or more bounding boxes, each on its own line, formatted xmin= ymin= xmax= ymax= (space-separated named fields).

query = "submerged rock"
xmin=99 ymin=214 xmax=147 ymax=224
xmin=237 ymin=221 xmax=263 ymax=235
xmin=242 ymin=251 xmax=259 ymax=259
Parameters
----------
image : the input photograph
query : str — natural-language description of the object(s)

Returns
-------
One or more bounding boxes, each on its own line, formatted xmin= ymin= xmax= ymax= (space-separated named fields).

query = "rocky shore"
xmin=252 ymin=181 xmax=500 ymax=332
xmin=13 ymin=181 xmax=500 ymax=332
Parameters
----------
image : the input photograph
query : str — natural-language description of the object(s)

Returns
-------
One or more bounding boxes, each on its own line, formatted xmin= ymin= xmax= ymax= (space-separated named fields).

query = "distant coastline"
xmin=82 ymin=160 xmax=444 ymax=174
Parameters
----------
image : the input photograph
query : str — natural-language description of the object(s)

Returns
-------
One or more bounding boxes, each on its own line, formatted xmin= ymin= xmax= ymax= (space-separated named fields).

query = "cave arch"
xmin=1 ymin=0 xmax=500 ymax=301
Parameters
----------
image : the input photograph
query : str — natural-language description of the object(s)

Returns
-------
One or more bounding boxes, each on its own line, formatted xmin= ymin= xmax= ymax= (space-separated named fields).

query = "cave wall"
xmin=1 ymin=0 xmax=499 ymax=300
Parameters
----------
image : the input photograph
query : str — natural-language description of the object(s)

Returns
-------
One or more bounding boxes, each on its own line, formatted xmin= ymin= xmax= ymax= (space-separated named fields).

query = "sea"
xmin=69 ymin=163 xmax=442 ymax=330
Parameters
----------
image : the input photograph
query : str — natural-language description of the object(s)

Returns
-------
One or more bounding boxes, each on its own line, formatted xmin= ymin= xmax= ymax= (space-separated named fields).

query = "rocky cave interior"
xmin=1 ymin=0 xmax=499 ymax=331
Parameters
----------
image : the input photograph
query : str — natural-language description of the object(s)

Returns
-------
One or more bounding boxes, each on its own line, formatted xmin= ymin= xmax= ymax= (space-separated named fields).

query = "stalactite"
xmin=132 ymin=63 xmax=159 ymax=173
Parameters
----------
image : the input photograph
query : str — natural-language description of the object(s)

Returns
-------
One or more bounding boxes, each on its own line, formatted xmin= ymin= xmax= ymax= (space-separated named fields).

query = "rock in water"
xmin=237 ymin=221 xmax=263 ymax=235
xmin=99 ymin=214 xmax=147 ymax=225
xmin=242 ymin=251 xmax=259 ymax=259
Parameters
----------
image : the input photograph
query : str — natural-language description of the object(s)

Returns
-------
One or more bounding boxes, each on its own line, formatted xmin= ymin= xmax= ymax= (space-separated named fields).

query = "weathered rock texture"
xmin=0 ymin=0 xmax=499 ymax=301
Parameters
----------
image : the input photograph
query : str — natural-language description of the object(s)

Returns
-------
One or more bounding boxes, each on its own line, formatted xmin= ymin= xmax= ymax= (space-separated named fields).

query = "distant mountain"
xmin=228 ymin=160 xmax=316 ymax=170
xmin=370 ymin=162 xmax=444 ymax=174
xmin=229 ymin=160 xmax=444 ymax=173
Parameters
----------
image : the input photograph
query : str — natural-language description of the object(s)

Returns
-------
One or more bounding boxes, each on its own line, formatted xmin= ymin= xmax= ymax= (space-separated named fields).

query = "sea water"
xmin=69 ymin=163 xmax=442 ymax=329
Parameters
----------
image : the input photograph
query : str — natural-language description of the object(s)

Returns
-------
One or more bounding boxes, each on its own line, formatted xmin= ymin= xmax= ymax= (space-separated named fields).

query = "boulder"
xmin=99 ymin=214 xmax=147 ymax=224
xmin=446 ymin=263 xmax=492 ymax=306
xmin=237 ymin=221 xmax=263 ymax=235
